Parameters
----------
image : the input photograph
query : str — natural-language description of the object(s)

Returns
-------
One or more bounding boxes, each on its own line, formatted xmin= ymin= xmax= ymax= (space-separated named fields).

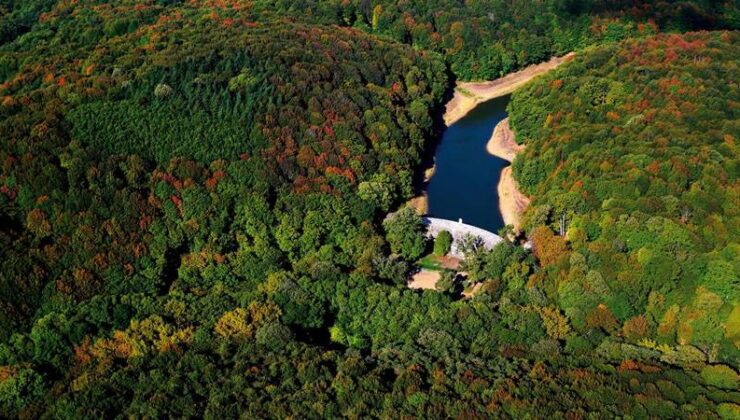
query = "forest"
xmin=0 ymin=0 xmax=738 ymax=417
xmin=508 ymin=31 xmax=739 ymax=358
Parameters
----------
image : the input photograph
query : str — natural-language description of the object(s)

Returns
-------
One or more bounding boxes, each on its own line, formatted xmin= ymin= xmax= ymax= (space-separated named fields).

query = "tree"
xmin=530 ymin=226 xmax=567 ymax=266
xmin=26 ymin=208 xmax=51 ymax=238
xmin=214 ymin=308 xmax=254 ymax=341
xmin=435 ymin=271 xmax=456 ymax=294
xmin=358 ymin=173 xmax=395 ymax=211
xmin=0 ymin=368 xmax=46 ymax=415
xmin=623 ymin=315 xmax=650 ymax=342
xmin=433 ymin=230 xmax=453 ymax=256
xmin=586 ymin=304 xmax=619 ymax=334
xmin=154 ymin=83 xmax=173 ymax=98
xmin=483 ymin=242 xmax=517 ymax=280
xmin=373 ymin=255 xmax=409 ymax=285
xmin=457 ymin=233 xmax=484 ymax=256
xmin=700 ymin=365 xmax=739 ymax=390
xmin=537 ymin=306 xmax=572 ymax=340
xmin=371 ymin=5 xmax=383 ymax=30
xmin=255 ymin=322 xmax=293 ymax=351
xmin=382 ymin=207 xmax=427 ymax=260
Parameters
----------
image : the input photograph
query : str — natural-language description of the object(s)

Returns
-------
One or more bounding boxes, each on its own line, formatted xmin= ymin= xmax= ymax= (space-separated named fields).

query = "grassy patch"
xmin=417 ymin=254 xmax=459 ymax=272
xmin=418 ymin=254 xmax=443 ymax=271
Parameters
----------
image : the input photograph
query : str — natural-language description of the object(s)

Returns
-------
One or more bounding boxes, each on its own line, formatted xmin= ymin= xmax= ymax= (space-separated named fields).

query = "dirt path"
xmin=443 ymin=53 xmax=575 ymax=126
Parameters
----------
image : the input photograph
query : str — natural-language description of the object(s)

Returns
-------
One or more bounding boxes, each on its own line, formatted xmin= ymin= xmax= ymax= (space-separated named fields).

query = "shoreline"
xmin=497 ymin=166 xmax=530 ymax=232
xmin=405 ymin=160 xmax=436 ymax=214
xmin=443 ymin=53 xmax=575 ymax=127
xmin=486 ymin=118 xmax=523 ymax=162
xmin=411 ymin=52 xmax=573 ymax=219
xmin=487 ymin=117 xmax=530 ymax=232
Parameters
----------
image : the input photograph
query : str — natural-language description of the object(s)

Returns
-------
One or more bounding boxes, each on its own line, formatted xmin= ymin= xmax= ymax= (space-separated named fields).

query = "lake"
xmin=426 ymin=95 xmax=510 ymax=233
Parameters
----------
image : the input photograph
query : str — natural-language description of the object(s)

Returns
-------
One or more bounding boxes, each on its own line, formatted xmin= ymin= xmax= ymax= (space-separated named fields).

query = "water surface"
xmin=427 ymin=95 xmax=509 ymax=233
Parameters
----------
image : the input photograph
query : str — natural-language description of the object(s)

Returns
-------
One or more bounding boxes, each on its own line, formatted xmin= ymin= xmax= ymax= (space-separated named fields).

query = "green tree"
xmin=0 ymin=368 xmax=46 ymax=415
xmin=382 ymin=207 xmax=427 ymax=260
xmin=701 ymin=365 xmax=739 ymax=390
xmin=435 ymin=271 xmax=456 ymax=294
xmin=358 ymin=173 xmax=395 ymax=211
xmin=433 ymin=230 xmax=453 ymax=256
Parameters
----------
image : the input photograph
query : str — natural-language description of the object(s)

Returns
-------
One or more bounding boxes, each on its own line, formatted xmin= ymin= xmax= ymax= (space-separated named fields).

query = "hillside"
xmin=510 ymin=31 xmax=739 ymax=360
xmin=251 ymin=0 xmax=738 ymax=79
xmin=0 ymin=1 xmax=739 ymax=418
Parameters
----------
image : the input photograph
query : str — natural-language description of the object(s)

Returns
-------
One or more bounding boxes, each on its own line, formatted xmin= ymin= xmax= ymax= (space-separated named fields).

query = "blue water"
xmin=426 ymin=95 xmax=510 ymax=233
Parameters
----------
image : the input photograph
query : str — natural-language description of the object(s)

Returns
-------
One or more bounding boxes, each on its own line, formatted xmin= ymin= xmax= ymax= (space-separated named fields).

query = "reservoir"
xmin=426 ymin=95 xmax=510 ymax=233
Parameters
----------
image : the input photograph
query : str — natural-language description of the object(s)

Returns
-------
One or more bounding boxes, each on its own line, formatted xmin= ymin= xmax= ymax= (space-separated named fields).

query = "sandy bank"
xmin=443 ymin=53 xmax=575 ymax=126
xmin=497 ymin=166 xmax=530 ymax=231
xmin=477 ymin=54 xmax=575 ymax=232
xmin=486 ymin=118 xmax=522 ymax=163
xmin=406 ymin=194 xmax=429 ymax=215
xmin=488 ymin=116 xmax=530 ymax=232
xmin=405 ymin=159 xmax=436 ymax=214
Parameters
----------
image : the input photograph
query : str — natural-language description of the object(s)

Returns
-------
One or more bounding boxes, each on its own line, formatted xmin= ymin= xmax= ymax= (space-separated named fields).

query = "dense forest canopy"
xmin=0 ymin=0 xmax=738 ymax=417
xmin=509 ymin=32 xmax=739 ymax=359
xmin=251 ymin=0 xmax=739 ymax=79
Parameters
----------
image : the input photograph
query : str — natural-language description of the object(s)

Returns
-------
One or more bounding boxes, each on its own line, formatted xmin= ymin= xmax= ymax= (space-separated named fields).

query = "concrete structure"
xmin=423 ymin=217 xmax=504 ymax=258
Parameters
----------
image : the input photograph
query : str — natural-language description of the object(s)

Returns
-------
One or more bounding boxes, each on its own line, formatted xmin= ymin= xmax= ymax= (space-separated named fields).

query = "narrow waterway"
xmin=426 ymin=95 xmax=509 ymax=233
